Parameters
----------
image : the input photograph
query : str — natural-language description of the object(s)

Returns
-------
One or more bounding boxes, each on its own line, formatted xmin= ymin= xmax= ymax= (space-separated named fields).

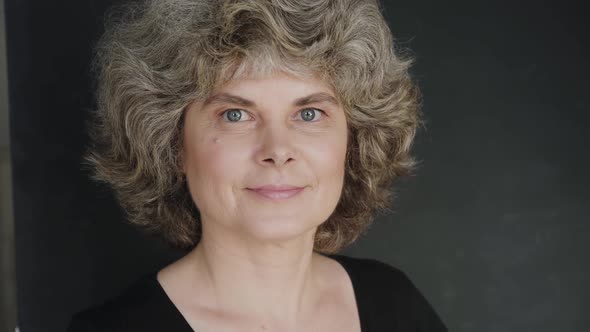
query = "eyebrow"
xmin=202 ymin=92 xmax=339 ymax=108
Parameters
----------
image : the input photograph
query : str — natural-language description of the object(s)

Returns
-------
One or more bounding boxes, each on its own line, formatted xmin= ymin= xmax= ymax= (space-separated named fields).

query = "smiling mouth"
xmin=246 ymin=185 xmax=305 ymax=200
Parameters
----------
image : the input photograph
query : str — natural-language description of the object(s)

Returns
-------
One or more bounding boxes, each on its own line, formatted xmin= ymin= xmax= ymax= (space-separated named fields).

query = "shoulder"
xmin=328 ymin=254 xmax=448 ymax=331
xmin=66 ymin=273 xmax=178 ymax=332
xmin=329 ymin=254 xmax=424 ymax=308
xmin=328 ymin=254 xmax=412 ymax=293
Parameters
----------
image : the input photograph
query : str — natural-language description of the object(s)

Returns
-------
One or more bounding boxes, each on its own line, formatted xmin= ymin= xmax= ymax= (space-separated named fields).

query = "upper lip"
xmin=247 ymin=184 xmax=304 ymax=191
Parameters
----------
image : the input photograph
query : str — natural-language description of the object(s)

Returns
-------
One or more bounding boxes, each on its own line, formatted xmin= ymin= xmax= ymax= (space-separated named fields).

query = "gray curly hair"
xmin=86 ymin=0 xmax=421 ymax=253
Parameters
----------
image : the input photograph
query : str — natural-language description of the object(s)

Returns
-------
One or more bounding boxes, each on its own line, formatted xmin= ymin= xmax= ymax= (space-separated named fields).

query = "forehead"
xmin=221 ymin=71 xmax=330 ymax=91
xmin=210 ymin=46 xmax=332 ymax=93
xmin=207 ymin=72 xmax=339 ymax=105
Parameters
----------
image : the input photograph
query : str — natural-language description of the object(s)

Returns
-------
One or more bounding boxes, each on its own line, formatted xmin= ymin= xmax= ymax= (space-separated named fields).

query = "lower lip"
xmin=247 ymin=188 xmax=304 ymax=200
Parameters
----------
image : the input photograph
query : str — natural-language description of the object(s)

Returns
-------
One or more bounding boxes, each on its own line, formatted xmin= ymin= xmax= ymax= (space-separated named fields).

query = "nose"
xmin=255 ymin=124 xmax=297 ymax=167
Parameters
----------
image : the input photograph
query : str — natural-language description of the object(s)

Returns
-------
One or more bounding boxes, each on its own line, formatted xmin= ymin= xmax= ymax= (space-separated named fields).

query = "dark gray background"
xmin=5 ymin=0 xmax=589 ymax=331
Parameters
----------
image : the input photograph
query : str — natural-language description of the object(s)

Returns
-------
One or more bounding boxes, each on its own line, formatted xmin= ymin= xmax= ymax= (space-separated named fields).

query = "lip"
xmin=246 ymin=185 xmax=305 ymax=200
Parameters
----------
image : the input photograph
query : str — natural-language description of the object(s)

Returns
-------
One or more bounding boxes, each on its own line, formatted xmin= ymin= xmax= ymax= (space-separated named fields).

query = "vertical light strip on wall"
xmin=0 ymin=0 xmax=18 ymax=330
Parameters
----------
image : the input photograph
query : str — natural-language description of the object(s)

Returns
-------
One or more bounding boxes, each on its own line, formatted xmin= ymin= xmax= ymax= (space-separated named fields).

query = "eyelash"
xmin=220 ymin=107 xmax=325 ymax=122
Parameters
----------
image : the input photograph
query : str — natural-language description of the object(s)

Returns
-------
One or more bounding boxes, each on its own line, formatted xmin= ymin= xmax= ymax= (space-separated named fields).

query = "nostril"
xmin=261 ymin=156 xmax=294 ymax=166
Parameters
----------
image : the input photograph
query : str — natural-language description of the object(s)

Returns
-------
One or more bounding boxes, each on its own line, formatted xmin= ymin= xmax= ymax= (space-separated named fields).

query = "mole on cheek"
xmin=213 ymin=137 xmax=221 ymax=143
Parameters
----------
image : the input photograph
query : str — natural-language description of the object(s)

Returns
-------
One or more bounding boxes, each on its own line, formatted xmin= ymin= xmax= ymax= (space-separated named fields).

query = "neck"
xmin=186 ymin=227 xmax=321 ymax=325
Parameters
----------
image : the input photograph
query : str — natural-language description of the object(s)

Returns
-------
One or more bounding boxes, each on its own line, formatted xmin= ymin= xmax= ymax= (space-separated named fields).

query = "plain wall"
xmin=5 ymin=0 xmax=589 ymax=331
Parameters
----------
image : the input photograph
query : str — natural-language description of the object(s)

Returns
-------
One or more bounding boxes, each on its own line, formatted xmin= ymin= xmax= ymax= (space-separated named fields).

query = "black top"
xmin=67 ymin=254 xmax=448 ymax=331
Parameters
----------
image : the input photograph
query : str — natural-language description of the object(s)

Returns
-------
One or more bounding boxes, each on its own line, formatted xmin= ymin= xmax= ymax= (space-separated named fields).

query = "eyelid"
xmin=220 ymin=108 xmax=253 ymax=122
xmin=219 ymin=107 xmax=326 ymax=122
xmin=295 ymin=107 xmax=325 ymax=121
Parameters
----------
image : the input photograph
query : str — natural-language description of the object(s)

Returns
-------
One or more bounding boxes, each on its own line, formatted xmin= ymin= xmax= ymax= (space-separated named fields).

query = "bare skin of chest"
xmin=158 ymin=255 xmax=361 ymax=332
xmin=180 ymin=298 xmax=361 ymax=332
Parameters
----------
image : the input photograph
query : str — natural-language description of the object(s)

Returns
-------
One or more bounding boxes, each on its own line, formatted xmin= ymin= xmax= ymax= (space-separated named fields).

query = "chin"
xmin=237 ymin=214 xmax=323 ymax=245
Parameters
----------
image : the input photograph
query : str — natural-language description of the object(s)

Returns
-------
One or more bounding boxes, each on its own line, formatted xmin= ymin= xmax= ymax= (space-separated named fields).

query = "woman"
xmin=68 ymin=0 xmax=447 ymax=331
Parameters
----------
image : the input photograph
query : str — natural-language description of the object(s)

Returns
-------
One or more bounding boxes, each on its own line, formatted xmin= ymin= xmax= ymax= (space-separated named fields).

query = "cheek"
xmin=190 ymin=137 xmax=238 ymax=174
xmin=183 ymin=134 xmax=250 ymax=205
xmin=305 ymin=131 xmax=348 ymax=187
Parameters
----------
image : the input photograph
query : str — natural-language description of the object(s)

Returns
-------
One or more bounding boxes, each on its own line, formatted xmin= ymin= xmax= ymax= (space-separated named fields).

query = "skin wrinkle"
xmin=149 ymin=71 xmax=387 ymax=330
xmin=203 ymin=92 xmax=339 ymax=109
xmin=86 ymin=0 xmax=420 ymax=252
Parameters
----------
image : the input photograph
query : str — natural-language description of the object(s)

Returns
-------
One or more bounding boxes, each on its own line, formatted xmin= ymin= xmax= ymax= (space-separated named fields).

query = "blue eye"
xmin=222 ymin=109 xmax=248 ymax=122
xmin=299 ymin=108 xmax=322 ymax=122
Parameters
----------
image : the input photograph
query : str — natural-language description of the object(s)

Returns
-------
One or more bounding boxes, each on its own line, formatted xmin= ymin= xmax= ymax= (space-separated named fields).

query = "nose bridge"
xmin=257 ymin=120 xmax=295 ymax=166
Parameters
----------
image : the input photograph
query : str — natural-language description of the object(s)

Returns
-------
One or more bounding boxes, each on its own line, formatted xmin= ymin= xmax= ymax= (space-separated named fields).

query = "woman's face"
xmin=182 ymin=72 xmax=348 ymax=244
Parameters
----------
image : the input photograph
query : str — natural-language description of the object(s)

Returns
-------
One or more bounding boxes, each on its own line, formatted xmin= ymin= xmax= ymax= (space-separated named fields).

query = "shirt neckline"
xmin=149 ymin=253 xmax=368 ymax=332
